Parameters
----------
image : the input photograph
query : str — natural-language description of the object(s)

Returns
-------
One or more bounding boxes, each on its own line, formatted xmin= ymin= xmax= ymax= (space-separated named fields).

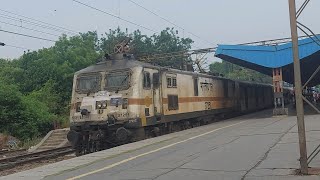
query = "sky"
xmin=0 ymin=0 xmax=319 ymax=64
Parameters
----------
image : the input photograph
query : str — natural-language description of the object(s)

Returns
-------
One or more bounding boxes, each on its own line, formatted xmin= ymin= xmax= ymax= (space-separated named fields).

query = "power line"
xmin=71 ymin=0 xmax=157 ymax=33
xmin=0 ymin=13 xmax=74 ymax=35
xmin=296 ymin=0 xmax=310 ymax=18
xmin=128 ymin=0 xmax=184 ymax=30
xmin=0 ymin=13 xmax=69 ymax=34
xmin=0 ymin=41 xmax=30 ymax=50
xmin=127 ymin=0 xmax=215 ymax=46
xmin=0 ymin=9 xmax=79 ymax=35
xmin=137 ymin=33 xmax=320 ymax=62
xmin=72 ymin=0 xmax=206 ymax=49
xmin=0 ymin=20 xmax=60 ymax=37
xmin=6 ymin=44 xmax=30 ymax=50
xmin=0 ymin=29 xmax=56 ymax=42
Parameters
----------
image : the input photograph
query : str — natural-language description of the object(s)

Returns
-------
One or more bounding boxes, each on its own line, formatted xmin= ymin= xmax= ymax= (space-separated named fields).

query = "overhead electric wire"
xmin=138 ymin=33 xmax=320 ymax=62
xmin=296 ymin=0 xmax=310 ymax=18
xmin=128 ymin=0 xmax=184 ymax=30
xmin=0 ymin=41 xmax=30 ymax=50
xmin=297 ymin=26 xmax=320 ymax=47
xmin=71 ymin=0 xmax=157 ymax=33
xmin=0 ymin=29 xmax=56 ymax=42
xmin=297 ymin=21 xmax=320 ymax=43
xmin=72 ymin=0 xmax=205 ymax=49
xmin=127 ymin=0 xmax=215 ymax=46
xmin=297 ymin=22 xmax=320 ymax=46
xmin=5 ymin=44 xmax=30 ymax=50
xmin=0 ymin=20 xmax=60 ymax=37
xmin=0 ymin=9 xmax=79 ymax=35
xmin=0 ymin=14 xmax=68 ymax=34
xmin=0 ymin=13 xmax=74 ymax=35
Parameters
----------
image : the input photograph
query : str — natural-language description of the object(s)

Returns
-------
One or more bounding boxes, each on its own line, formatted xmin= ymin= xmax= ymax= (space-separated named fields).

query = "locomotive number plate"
xmin=110 ymin=98 xmax=123 ymax=106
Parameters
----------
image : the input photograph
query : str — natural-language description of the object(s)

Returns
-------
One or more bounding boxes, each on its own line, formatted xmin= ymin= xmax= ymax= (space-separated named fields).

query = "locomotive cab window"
xmin=153 ymin=72 xmax=160 ymax=88
xmin=167 ymin=77 xmax=172 ymax=87
xmin=105 ymin=71 xmax=130 ymax=91
xmin=143 ymin=72 xmax=151 ymax=89
xmin=168 ymin=95 xmax=179 ymax=110
xmin=172 ymin=77 xmax=177 ymax=87
xmin=167 ymin=75 xmax=177 ymax=88
xmin=194 ymin=78 xmax=198 ymax=96
xmin=76 ymin=73 xmax=101 ymax=93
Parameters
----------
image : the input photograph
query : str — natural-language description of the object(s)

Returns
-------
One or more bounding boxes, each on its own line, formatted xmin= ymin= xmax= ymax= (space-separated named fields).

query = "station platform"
xmin=2 ymin=109 xmax=320 ymax=180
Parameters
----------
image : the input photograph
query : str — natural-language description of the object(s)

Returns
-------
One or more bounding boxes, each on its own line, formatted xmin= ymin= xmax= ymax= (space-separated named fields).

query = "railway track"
xmin=0 ymin=150 xmax=9 ymax=155
xmin=0 ymin=149 xmax=27 ymax=158
xmin=0 ymin=146 xmax=74 ymax=171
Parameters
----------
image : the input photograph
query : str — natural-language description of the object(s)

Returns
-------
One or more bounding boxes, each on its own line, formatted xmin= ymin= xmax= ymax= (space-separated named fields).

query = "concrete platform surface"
xmin=2 ymin=109 xmax=320 ymax=180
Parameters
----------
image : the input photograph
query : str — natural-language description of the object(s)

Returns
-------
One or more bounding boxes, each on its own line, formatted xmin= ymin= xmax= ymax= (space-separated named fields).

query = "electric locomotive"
xmin=67 ymin=41 xmax=273 ymax=155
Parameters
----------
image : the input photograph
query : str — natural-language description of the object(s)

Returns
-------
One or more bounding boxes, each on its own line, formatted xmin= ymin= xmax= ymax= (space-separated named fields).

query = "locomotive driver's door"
xmin=143 ymin=68 xmax=162 ymax=120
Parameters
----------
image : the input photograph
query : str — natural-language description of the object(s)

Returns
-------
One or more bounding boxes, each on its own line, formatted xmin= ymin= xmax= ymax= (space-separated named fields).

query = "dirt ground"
xmin=0 ymin=134 xmax=20 ymax=150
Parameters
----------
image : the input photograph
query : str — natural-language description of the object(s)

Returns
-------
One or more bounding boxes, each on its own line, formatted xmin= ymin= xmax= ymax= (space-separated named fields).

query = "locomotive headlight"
xmin=96 ymin=101 xmax=102 ymax=109
xmin=96 ymin=101 xmax=107 ymax=109
xmin=102 ymin=101 xmax=107 ymax=109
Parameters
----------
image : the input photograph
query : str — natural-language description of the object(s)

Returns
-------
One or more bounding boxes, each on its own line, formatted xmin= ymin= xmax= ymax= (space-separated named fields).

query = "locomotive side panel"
xmin=136 ymin=67 xmax=162 ymax=127
xmin=160 ymin=71 xmax=237 ymax=123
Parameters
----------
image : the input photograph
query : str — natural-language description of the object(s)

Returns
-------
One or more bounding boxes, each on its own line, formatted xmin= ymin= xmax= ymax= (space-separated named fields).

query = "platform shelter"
xmin=215 ymin=36 xmax=320 ymax=114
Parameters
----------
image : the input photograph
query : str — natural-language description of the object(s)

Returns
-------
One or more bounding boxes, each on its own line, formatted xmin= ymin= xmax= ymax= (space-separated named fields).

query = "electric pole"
xmin=288 ymin=0 xmax=308 ymax=174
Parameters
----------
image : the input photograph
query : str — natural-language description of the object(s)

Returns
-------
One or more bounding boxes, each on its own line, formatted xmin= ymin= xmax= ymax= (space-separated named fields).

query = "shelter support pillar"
xmin=272 ymin=68 xmax=288 ymax=115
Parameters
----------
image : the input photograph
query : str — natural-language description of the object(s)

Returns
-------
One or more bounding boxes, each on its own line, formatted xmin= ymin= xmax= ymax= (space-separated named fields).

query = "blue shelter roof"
xmin=215 ymin=36 xmax=320 ymax=86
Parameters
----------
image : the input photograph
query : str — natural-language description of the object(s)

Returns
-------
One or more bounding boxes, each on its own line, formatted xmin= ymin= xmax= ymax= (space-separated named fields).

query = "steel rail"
xmin=0 ymin=149 xmax=26 ymax=157
xmin=0 ymin=146 xmax=74 ymax=171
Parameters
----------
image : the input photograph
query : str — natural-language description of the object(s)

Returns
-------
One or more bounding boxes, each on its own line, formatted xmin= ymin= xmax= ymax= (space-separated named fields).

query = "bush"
xmin=0 ymin=80 xmax=55 ymax=141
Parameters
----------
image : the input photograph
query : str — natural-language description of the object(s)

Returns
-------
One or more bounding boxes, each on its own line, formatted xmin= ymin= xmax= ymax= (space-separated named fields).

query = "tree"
xmin=0 ymin=80 xmax=55 ymax=141
xmin=210 ymin=61 xmax=272 ymax=83
xmin=15 ymin=32 xmax=101 ymax=115
xmin=99 ymin=27 xmax=193 ymax=69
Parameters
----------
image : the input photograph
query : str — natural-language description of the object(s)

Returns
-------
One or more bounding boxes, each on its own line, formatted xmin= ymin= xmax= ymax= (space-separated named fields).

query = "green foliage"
xmin=28 ymin=80 xmax=60 ymax=114
xmin=100 ymin=27 xmax=193 ymax=69
xmin=0 ymin=80 xmax=54 ymax=141
xmin=209 ymin=61 xmax=272 ymax=83
xmin=0 ymin=32 xmax=100 ymax=141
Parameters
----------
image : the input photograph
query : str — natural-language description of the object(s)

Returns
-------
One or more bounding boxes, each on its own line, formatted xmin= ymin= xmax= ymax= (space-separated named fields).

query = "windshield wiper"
xmin=87 ymin=81 xmax=98 ymax=96
xmin=116 ymin=75 xmax=129 ymax=93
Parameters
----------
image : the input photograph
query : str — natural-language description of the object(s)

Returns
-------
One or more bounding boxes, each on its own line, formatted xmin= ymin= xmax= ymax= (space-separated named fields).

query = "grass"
xmin=20 ymin=137 xmax=43 ymax=150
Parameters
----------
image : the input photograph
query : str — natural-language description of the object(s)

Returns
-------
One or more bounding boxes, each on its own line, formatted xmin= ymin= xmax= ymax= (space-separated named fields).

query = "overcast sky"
xmin=0 ymin=0 xmax=319 ymax=63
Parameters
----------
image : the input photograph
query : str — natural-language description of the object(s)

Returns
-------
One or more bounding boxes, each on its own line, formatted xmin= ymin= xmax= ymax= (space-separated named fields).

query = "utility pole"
xmin=288 ymin=0 xmax=308 ymax=174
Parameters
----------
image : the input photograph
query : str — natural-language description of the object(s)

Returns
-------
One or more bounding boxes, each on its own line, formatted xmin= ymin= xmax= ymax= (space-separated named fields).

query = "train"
xmin=67 ymin=45 xmax=274 ymax=155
